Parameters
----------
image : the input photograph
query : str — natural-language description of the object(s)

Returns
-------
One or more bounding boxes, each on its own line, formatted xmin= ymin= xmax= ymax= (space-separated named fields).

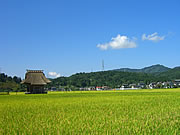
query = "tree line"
xmin=0 ymin=73 xmax=24 ymax=92
xmin=1 ymin=66 xmax=180 ymax=91
xmin=48 ymin=70 xmax=171 ymax=89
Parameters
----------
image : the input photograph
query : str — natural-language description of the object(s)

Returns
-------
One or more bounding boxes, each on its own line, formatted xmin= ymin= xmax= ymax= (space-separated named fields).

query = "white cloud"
xmin=97 ymin=34 xmax=137 ymax=50
xmin=142 ymin=32 xmax=165 ymax=42
xmin=48 ymin=72 xmax=60 ymax=78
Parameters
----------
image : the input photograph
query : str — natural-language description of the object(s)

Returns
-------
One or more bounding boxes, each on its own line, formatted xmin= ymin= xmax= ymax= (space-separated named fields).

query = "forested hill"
xmin=49 ymin=66 xmax=180 ymax=88
xmin=113 ymin=64 xmax=170 ymax=74
xmin=49 ymin=71 xmax=168 ymax=88
xmin=158 ymin=67 xmax=180 ymax=79
xmin=0 ymin=73 xmax=21 ymax=91
xmin=1 ymin=65 xmax=180 ymax=90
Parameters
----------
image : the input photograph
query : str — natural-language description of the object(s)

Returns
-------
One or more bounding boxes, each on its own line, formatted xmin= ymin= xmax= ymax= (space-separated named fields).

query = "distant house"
xmin=80 ymin=87 xmax=96 ymax=91
xmin=129 ymin=84 xmax=137 ymax=88
xmin=102 ymin=86 xmax=109 ymax=90
xmin=137 ymin=83 xmax=145 ymax=89
xmin=148 ymin=82 xmax=156 ymax=89
xmin=88 ymin=87 xmax=96 ymax=91
xmin=51 ymin=87 xmax=57 ymax=91
xmin=121 ymin=84 xmax=129 ymax=88
xmin=96 ymin=86 xmax=109 ymax=91
xmin=96 ymin=86 xmax=102 ymax=91
xmin=169 ymin=82 xmax=174 ymax=88
xmin=162 ymin=81 xmax=174 ymax=88
xmin=21 ymin=70 xmax=51 ymax=94
xmin=174 ymin=79 xmax=180 ymax=87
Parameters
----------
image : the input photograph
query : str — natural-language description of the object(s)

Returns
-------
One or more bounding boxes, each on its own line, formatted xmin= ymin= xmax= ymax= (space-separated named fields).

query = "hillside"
xmin=158 ymin=67 xmax=180 ymax=79
xmin=49 ymin=71 xmax=169 ymax=88
xmin=113 ymin=64 xmax=170 ymax=74
xmin=0 ymin=73 xmax=22 ymax=91
xmin=2 ymin=65 xmax=180 ymax=90
xmin=49 ymin=65 xmax=180 ymax=89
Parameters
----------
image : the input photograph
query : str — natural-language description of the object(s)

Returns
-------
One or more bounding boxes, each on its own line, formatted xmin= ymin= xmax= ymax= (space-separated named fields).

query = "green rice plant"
xmin=0 ymin=89 xmax=180 ymax=134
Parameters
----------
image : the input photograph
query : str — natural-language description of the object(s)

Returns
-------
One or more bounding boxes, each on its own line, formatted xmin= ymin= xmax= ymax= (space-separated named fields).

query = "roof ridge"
xmin=26 ymin=70 xmax=44 ymax=73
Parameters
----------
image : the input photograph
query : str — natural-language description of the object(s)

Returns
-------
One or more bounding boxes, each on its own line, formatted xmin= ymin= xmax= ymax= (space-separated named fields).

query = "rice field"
xmin=0 ymin=89 xmax=180 ymax=134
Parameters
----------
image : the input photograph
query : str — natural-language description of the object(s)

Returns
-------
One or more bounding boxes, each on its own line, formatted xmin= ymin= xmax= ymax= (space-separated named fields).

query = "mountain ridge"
xmin=2 ymin=64 xmax=180 ymax=90
xmin=113 ymin=64 xmax=171 ymax=74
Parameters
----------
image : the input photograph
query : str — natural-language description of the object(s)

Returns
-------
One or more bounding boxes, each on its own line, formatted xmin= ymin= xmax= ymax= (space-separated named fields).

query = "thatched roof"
xmin=21 ymin=70 xmax=51 ymax=85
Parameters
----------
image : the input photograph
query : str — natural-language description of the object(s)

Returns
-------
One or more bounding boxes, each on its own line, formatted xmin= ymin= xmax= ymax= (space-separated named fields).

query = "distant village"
xmin=49 ymin=79 xmax=180 ymax=91
xmin=2 ymin=68 xmax=180 ymax=94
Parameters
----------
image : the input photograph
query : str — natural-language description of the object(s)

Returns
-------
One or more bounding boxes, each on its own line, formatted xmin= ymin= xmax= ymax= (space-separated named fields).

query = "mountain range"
xmin=48 ymin=64 xmax=180 ymax=88
xmin=1 ymin=64 xmax=180 ymax=90
xmin=113 ymin=64 xmax=171 ymax=74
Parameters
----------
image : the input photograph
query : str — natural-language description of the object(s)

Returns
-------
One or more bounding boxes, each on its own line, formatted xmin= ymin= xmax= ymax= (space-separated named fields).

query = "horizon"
xmin=0 ymin=63 xmax=179 ymax=79
xmin=1 ymin=0 xmax=180 ymax=78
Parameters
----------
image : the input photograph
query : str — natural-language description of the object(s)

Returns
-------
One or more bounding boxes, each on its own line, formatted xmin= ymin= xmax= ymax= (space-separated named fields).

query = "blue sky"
xmin=0 ymin=0 xmax=180 ymax=78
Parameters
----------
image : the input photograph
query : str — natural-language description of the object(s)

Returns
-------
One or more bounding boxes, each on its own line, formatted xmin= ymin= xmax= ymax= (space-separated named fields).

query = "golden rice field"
xmin=0 ymin=89 xmax=180 ymax=134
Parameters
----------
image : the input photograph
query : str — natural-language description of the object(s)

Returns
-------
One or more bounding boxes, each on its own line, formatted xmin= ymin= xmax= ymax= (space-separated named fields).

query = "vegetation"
xmin=158 ymin=67 xmax=180 ymax=79
xmin=1 ymin=65 xmax=180 ymax=91
xmin=0 ymin=73 xmax=23 ymax=92
xmin=0 ymin=89 xmax=180 ymax=134
xmin=113 ymin=64 xmax=170 ymax=73
xmin=49 ymin=65 xmax=180 ymax=89
xmin=49 ymin=71 xmax=168 ymax=89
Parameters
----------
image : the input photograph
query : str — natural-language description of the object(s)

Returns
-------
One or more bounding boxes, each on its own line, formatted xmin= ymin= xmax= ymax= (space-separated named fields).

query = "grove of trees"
xmin=0 ymin=73 xmax=23 ymax=92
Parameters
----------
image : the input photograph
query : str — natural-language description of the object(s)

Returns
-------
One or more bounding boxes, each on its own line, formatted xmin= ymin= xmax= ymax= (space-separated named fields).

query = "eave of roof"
xmin=21 ymin=71 xmax=51 ymax=85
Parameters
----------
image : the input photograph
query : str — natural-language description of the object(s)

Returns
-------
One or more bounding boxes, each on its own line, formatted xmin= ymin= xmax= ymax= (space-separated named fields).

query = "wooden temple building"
xmin=21 ymin=70 xmax=51 ymax=94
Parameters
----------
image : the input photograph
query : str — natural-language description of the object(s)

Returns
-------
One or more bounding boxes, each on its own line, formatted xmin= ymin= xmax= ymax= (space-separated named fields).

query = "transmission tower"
xmin=102 ymin=60 xmax=104 ymax=71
